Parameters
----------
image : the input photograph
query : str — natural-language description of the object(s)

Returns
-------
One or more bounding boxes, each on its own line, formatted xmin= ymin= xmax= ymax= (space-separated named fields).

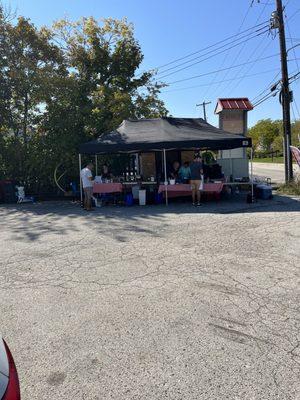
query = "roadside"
xmin=252 ymin=162 xmax=286 ymax=184
xmin=253 ymin=157 xmax=284 ymax=163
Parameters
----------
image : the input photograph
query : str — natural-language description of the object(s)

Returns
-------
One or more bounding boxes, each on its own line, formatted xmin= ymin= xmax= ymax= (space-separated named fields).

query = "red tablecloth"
xmin=93 ymin=183 xmax=123 ymax=194
xmin=158 ymin=183 xmax=223 ymax=197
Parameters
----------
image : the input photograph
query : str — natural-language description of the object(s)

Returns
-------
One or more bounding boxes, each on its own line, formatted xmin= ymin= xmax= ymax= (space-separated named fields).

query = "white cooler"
xmin=139 ymin=190 xmax=146 ymax=205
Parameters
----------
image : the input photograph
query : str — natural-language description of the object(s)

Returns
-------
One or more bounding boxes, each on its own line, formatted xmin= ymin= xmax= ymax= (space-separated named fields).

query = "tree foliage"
xmin=248 ymin=118 xmax=300 ymax=155
xmin=0 ymin=8 xmax=168 ymax=194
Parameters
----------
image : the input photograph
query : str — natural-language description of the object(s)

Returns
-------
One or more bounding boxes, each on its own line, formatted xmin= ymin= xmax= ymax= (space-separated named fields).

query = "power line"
xmin=253 ymin=90 xmax=280 ymax=107
xmin=222 ymin=2 xmax=298 ymax=99
xmin=161 ymin=68 xmax=280 ymax=93
xmin=201 ymin=2 xmax=253 ymax=99
xmin=155 ymin=25 xmax=268 ymax=78
xmin=252 ymin=68 xmax=300 ymax=106
xmin=221 ymin=1 xmax=277 ymax=95
xmin=165 ymin=53 xmax=280 ymax=85
xmin=293 ymin=97 xmax=300 ymax=119
xmin=285 ymin=9 xmax=300 ymax=73
xmin=291 ymin=102 xmax=297 ymax=122
xmin=138 ymin=20 xmax=269 ymax=76
xmin=251 ymin=71 xmax=281 ymax=102
xmin=155 ymin=28 xmax=270 ymax=81
xmin=208 ymin=0 xmax=270 ymax=99
xmin=225 ymin=38 xmax=274 ymax=94
xmin=286 ymin=7 xmax=300 ymax=22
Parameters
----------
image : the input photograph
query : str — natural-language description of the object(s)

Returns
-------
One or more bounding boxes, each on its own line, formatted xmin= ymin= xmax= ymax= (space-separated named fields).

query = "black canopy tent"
xmin=79 ymin=117 xmax=252 ymax=153
xmin=79 ymin=117 xmax=253 ymax=205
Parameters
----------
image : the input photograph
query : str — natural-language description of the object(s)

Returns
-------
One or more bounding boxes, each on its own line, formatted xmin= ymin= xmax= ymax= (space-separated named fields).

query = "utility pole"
xmin=275 ymin=0 xmax=293 ymax=182
xmin=196 ymin=101 xmax=211 ymax=122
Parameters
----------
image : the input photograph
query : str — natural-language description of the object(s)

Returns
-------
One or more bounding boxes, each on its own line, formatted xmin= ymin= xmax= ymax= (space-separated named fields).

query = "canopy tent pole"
xmin=95 ymin=155 xmax=98 ymax=175
xmin=250 ymin=147 xmax=254 ymax=201
xmin=79 ymin=154 xmax=83 ymax=205
xmin=229 ymin=149 xmax=233 ymax=180
xmin=163 ymin=149 xmax=168 ymax=206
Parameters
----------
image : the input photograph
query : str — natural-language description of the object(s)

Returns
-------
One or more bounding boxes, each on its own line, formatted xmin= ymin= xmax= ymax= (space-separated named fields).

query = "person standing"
xmin=169 ymin=161 xmax=180 ymax=181
xmin=80 ymin=163 xmax=94 ymax=211
xmin=190 ymin=154 xmax=203 ymax=206
xmin=101 ymin=164 xmax=113 ymax=181
xmin=179 ymin=161 xmax=191 ymax=183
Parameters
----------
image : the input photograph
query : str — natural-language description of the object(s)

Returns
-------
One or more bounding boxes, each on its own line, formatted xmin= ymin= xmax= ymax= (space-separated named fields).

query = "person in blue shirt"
xmin=178 ymin=161 xmax=191 ymax=183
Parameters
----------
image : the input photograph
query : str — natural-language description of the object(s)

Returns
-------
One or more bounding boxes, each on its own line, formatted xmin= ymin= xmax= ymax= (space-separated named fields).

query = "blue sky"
xmin=4 ymin=0 xmax=300 ymax=127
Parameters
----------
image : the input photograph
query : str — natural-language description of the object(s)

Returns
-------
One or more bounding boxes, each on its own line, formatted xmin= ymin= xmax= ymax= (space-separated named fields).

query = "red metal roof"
xmin=215 ymin=98 xmax=253 ymax=114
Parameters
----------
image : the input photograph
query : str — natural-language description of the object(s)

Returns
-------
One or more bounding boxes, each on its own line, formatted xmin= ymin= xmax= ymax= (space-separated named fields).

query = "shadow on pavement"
xmin=0 ymin=194 xmax=299 ymax=243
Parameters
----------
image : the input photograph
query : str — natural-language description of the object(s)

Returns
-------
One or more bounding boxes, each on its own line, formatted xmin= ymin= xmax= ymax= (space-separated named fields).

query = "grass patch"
xmin=253 ymin=157 xmax=284 ymax=163
xmin=277 ymin=178 xmax=300 ymax=196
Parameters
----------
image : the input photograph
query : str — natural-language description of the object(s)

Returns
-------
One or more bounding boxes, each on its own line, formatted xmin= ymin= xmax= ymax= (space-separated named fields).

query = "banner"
xmin=290 ymin=146 xmax=300 ymax=168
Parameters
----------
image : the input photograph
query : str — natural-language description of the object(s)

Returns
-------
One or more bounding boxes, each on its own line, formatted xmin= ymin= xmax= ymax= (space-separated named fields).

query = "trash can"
xmin=139 ymin=190 xmax=146 ymax=205
xmin=132 ymin=185 xmax=140 ymax=200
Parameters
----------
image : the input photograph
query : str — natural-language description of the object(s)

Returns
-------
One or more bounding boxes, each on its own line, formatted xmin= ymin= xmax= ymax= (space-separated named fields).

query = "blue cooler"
xmin=256 ymin=184 xmax=272 ymax=200
xmin=155 ymin=192 xmax=163 ymax=204
xmin=125 ymin=193 xmax=134 ymax=206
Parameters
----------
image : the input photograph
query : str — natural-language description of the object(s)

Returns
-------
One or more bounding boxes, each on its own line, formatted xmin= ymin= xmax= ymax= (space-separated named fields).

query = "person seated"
xmin=101 ymin=164 xmax=113 ymax=182
xmin=169 ymin=161 xmax=180 ymax=181
xmin=179 ymin=161 xmax=191 ymax=183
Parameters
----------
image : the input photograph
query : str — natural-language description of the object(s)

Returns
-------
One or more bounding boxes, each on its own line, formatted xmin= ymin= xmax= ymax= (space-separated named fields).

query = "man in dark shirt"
xmin=190 ymin=154 xmax=203 ymax=206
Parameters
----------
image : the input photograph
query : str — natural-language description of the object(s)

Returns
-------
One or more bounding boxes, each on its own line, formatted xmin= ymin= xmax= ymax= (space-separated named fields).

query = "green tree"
xmin=49 ymin=17 xmax=167 ymax=136
xmin=0 ymin=10 xmax=168 ymax=194
xmin=248 ymin=119 xmax=281 ymax=153
xmin=0 ymin=7 xmax=67 ymax=189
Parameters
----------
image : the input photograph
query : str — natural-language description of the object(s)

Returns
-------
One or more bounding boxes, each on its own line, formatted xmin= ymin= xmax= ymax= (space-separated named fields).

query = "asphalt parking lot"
xmin=0 ymin=195 xmax=300 ymax=400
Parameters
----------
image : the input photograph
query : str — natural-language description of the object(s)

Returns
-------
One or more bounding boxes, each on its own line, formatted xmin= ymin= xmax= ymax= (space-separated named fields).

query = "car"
xmin=0 ymin=337 xmax=20 ymax=400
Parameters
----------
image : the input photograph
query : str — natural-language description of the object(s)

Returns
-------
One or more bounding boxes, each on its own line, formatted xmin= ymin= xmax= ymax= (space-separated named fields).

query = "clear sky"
xmin=3 ymin=0 xmax=300 ymax=127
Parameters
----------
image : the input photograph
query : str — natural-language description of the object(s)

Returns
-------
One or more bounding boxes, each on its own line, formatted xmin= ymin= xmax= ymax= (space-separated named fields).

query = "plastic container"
xmin=155 ymin=193 xmax=163 ymax=204
xmin=139 ymin=190 xmax=146 ymax=205
xmin=132 ymin=185 xmax=140 ymax=200
xmin=125 ymin=193 xmax=134 ymax=206
xmin=256 ymin=184 xmax=272 ymax=200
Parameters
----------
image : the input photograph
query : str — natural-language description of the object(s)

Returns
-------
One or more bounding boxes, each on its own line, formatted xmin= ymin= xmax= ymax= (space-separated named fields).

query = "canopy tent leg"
xmin=250 ymin=147 xmax=254 ymax=202
xmin=79 ymin=154 xmax=83 ymax=205
xmin=163 ymin=149 xmax=168 ymax=206
xmin=229 ymin=149 xmax=233 ymax=180
xmin=95 ymin=154 xmax=98 ymax=175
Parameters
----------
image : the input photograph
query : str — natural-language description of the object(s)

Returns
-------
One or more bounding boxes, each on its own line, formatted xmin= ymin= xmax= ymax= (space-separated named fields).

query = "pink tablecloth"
xmin=158 ymin=183 xmax=223 ymax=197
xmin=93 ymin=183 xmax=123 ymax=194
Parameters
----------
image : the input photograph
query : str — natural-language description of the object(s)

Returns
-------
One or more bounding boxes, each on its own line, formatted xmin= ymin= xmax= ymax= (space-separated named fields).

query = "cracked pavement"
xmin=0 ymin=195 xmax=300 ymax=399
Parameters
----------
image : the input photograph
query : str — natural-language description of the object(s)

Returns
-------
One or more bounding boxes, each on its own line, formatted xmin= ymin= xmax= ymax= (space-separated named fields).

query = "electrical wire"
xmin=253 ymin=90 xmax=280 ymax=107
xmin=161 ymin=68 xmax=280 ymax=94
xmin=293 ymin=97 xmax=300 ymax=119
xmin=136 ymin=20 xmax=269 ymax=77
xmin=225 ymin=38 xmax=274 ymax=94
xmin=164 ymin=53 xmax=280 ymax=85
xmin=154 ymin=25 xmax=268 ymax=78
xmin=155 ymin=28 xmax=270 ymax=81
xmin=252 ymin=68 xmax=300 ymax=107
xmin=285 ymin=10 xmax=300 ymax=75
xmin=208 ymin=0 xmax=270 ymax=99
xmin=287 ymin=8 xmax=300 ymax=23
xmin=291 ymin=102 xmax=297 ymax=122
xmin=251 ymin=71 xmax=281 ymax=102
xmin=200 ymin=2 xmax=253 ymax=99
